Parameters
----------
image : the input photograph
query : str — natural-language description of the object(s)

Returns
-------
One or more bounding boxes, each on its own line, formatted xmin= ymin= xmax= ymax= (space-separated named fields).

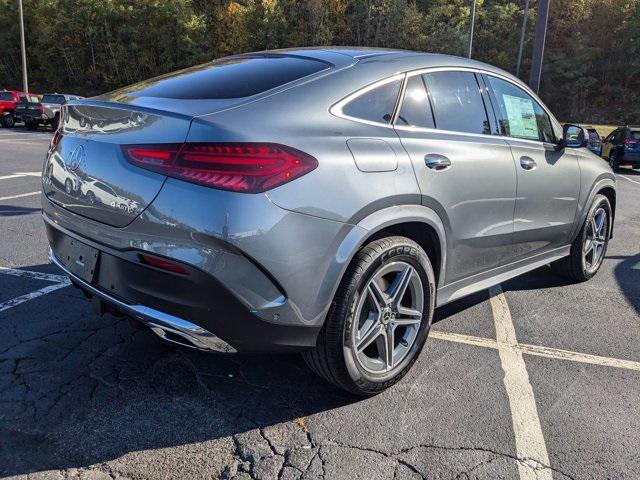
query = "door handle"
xmin=424 ymin=154 xmax=451 ymax=170
xmin=520 ymin=156 xmax=537 ymax=170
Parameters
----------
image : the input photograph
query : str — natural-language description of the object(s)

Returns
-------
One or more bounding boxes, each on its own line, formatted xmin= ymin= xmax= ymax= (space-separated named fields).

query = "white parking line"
xmin=0 ymin=282 xmax=69 ymax=313
xmin=0 ymin=191 xmax=40 ymax=201
xmin=0 ymin=267 xmax=69 ymax=283
xmin=618 ymin=174 xmax=640 ymax=186
xmin=489 ymin=285 xmax=552 ymax=480
xmin=430 ymin=331 xmax=640 ymax=372
xmin=0 ymin=171 xmax=41 ymax=181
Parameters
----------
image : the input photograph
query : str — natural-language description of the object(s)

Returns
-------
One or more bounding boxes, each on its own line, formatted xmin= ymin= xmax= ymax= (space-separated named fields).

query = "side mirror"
xmin=562 ymin=124 xmax=588 ymax=149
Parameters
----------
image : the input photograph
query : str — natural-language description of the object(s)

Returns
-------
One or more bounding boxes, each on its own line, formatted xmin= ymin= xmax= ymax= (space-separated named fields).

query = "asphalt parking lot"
xmin=1 ymin=128 xmax=639 ymax=480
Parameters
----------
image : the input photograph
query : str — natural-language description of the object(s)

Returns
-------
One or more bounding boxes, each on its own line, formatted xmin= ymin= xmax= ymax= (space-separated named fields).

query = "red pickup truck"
xmin=0 ymin=90 xmax=37 ymax=128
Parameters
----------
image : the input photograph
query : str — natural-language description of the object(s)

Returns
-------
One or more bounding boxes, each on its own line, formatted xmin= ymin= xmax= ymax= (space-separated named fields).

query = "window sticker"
xmin=502 ymin=94 xmax=538 ymax=139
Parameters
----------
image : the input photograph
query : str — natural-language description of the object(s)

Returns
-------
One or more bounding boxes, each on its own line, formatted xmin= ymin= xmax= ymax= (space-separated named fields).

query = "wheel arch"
xmin=598 ymin=185 xmax=616 ymax=238
xmin=571 ymin=176 xmax=617 ymax=241
xmin=328 ymin=205 xmax=447 ymax=301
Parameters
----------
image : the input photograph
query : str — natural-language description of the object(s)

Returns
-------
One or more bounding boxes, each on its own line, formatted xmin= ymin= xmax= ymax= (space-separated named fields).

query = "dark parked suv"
xmin=43 ymin=48 xmax=616 ymax=395
xmin=601 ymin=126 xmax=640 ymax=169
xmin=15 ymin=93 xmax=82 ymax=130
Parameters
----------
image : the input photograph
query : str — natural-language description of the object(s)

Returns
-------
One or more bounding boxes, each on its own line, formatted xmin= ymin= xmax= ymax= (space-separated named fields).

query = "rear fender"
xmin=318 ymin=205 xmax=447 ymax=326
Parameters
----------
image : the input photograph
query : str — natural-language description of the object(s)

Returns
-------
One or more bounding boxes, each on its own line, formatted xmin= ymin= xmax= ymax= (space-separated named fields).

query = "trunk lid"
xmin=43 ymin=101 xmax=193 ymax=227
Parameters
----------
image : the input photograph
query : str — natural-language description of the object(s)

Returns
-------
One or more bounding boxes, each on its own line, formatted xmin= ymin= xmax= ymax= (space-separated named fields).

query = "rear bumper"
xmin=42 ymin=174 xmax=358 ymax=352
xmin=15 ymin=112 xmax=49 ymax=122
xmin=50 ymin=248 xmax=238 ymax=353
xmin=620 ymin=152 xmax=640 ymax=166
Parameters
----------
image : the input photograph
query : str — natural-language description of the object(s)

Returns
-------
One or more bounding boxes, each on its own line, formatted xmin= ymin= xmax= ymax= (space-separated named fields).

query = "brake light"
xmin=139 ymin=254 xmax=189 ymax=275
xmin=122 ymin=143 xmax=318 ymax=193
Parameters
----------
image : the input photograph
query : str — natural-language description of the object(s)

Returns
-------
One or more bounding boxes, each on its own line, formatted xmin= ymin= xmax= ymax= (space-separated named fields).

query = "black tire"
xmin=51 ymin=114 xmax=60 ymax=130
xmin=1 ymin=114 xmax=15 ymax=128
xmin=26 ymin=121 xmax=38 ymax=130
xmin=86 ymin=191 xmax=96 ymax=205
xmin=551 ymin=194 xmax=611 ymax=282
xmin=303 ymin=236 xmax=436 ymax=396
xmin=609 ymin=151 xmax=619 ymax=170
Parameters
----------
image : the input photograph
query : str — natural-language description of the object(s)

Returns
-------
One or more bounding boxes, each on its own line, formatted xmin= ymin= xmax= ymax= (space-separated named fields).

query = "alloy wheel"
xmin=583 ymin=207 xmax=608 ymax=271
xmin=351 ymin=261 xmax=424 ymax=374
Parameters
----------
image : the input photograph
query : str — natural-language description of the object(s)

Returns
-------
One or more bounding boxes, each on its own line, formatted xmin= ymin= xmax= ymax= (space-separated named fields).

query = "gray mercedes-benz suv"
xmin=43 ymin=48 xmax=616 ymax=395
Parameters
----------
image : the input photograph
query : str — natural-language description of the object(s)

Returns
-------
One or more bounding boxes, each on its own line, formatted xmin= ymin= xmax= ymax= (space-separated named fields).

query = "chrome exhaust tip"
xmin=147 ymin=322 xmax=237 ymax=353
xmin=50 ymin=249 xmax=237 ymax=354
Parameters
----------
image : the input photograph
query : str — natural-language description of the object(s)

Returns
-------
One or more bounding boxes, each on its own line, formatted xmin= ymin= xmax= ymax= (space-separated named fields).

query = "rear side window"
xmin=395 ymin=75 xmax=435 ymax=129
xmin=114 ymin=55 xmax=329 ymax=100
xmin=42 ymin=94 xmax=65 ymax=104
xmin=341 ymin=79 xmax=402 ymax=125
xmin=423 ymin=71 xmax=491 ymax=135
xmin=487 ymin=76 xmax=554 ymax=142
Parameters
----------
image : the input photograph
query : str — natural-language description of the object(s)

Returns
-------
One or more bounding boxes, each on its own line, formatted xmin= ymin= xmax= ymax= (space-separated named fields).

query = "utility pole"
xmin=529 ymin=0 xmax=550 ymax=93
xmin=17 ymin=0 xmax=29 ymax=92
xmin=468 ymin=0 xmax=477 ymax=59
xmin=516 ymin=0 xmax=531 ymax=78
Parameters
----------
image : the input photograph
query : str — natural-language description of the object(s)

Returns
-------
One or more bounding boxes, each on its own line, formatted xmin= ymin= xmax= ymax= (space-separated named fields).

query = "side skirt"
xmin=436 ymin=245 xmax=570 ymax=307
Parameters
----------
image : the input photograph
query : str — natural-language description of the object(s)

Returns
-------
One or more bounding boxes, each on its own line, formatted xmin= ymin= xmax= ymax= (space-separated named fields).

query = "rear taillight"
xmin=39 ymin=104 xmax=44 ymax=114
xmin=122 ymin=143 xmax=318 ymax=193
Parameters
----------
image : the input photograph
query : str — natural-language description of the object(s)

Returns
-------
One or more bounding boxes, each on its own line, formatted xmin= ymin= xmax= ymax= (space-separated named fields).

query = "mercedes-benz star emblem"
xmin=65 ymin=145 xmax=85 ymax=171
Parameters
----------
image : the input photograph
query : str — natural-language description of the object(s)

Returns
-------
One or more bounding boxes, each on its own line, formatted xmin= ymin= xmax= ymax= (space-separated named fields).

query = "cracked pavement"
xmin=1 ymin=130 xmax=640 ymax=479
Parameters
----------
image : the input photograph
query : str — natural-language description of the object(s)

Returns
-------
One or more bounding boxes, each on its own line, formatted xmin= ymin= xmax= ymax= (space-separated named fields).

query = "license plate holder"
xmin=55 ymin=237 xmax=99 ymax=283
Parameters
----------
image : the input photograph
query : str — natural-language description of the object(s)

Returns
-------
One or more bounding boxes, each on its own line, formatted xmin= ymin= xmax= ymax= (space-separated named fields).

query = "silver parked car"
xmin=43 ymin=48 xmax=616 ymax=395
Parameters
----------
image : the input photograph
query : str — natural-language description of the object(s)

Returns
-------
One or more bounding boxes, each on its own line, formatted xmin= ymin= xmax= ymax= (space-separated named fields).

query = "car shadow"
xmin=0 ymin=263 xmax=356 ymax=477
xmin=0 ymin=205 xmax=41 ymax=217
xmin=609 ymin=253 xmax=640 ymax=316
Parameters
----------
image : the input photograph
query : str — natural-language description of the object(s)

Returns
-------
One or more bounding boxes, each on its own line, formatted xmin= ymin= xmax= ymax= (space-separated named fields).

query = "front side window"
xmin=395 ymin=75 xmax=435 ymax=129
xmin=341 ymin=79 xmax=402 ymax=125
xmin=487 ymin=76 xmax=554 ymax=143
xmin=423 ymin=71 xmax=490 ymax=135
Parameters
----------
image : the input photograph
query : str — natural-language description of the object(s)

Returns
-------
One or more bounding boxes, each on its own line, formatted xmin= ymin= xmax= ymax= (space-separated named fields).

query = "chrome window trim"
xmin=330 ymin=74 xmax=406 ymax=128
xmin=331 ymin=65 xmax=562 ymax=149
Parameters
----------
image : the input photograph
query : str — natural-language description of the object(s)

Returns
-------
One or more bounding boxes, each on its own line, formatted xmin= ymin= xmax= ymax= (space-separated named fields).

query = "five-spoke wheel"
xmin=352 ymin=262 xmax=424 ymax=374
xmin=303 ymin=236 xmax=435 ymax=396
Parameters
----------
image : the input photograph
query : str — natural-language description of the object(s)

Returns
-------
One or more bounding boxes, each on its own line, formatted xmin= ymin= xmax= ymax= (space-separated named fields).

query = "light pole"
xmin=516 ymin=0 xmax=531 ymax=78
xmin=468 ymin=0 xmax=477 ymax=59
xmin=529 ymin=0 xmax=550 ymax=93
xmin=17 ymin=0 xmax=28 ymax=92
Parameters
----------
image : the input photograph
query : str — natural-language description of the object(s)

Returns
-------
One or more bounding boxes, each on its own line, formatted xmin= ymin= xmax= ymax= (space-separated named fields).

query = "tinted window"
xmin=605 ymin=130 xmax=617 ymax=143
xmin=0 ymin=92 xmax=13 ymax=101
xmin=423 ymin=71 xmax=490 ymax=135
xmin=631 ymin=131 xmax=640 ymax=140
xmin=342 ymin=79 xmax=402 ymax=124
xmin=112 ymin=55 xmax=329 ymax=100
xmin=395 ymin=75 xmax=435 ymax=129
xmin=42 ymin=94 xmax=65 ymax=104
xmin=487 ymin=76 xmax=554 ymax=142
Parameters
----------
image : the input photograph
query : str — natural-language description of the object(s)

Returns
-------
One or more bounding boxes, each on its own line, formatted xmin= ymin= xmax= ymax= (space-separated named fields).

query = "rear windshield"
xmin=0 ymin=92 xmax=13 ymax=101
xmin=631 ymin=131 xmax=640 ymax=140
xmin=114 ymin=55 xmax=330 ymax=100
xmin=42 ymin=94 xmax=65 ymax=104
